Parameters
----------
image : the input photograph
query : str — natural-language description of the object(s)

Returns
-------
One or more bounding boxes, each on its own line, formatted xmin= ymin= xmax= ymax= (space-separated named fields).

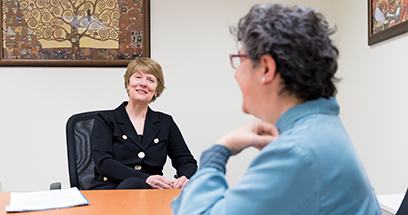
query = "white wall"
xmin=0 ymin=68 xmax=127 ymax=191
xmin=4 ymin=0 xmax=403 ymax=196
xmin=334 ymin=1 xmax=408 ymax=195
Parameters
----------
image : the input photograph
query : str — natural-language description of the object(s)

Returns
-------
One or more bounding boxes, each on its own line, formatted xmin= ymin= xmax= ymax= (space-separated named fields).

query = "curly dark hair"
xmin=232 ymin=4 xmax=339 ymax=100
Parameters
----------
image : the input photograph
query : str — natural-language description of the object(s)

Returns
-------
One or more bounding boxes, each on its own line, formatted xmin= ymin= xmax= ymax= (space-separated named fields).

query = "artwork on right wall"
xmin=368 ymin=0 xmax=408 ymax=45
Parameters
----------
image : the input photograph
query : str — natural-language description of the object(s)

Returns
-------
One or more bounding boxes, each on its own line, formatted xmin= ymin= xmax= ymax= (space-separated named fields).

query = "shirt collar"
xmin=275 ymin=96 xmax=340 ymax=133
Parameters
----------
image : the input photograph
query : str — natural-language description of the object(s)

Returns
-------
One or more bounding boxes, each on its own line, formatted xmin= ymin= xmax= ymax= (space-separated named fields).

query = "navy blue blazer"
xmin=89 ymin=102 xmax=197 ymax=189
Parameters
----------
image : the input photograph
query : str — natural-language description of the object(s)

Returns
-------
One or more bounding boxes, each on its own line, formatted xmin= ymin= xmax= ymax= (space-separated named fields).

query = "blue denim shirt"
xmin=172 ymin=97 xmax=381 ymax=215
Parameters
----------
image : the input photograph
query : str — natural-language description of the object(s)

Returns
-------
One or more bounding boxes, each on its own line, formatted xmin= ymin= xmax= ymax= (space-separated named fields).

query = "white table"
xmin=377 ymin=194 xmax=404 ymax=215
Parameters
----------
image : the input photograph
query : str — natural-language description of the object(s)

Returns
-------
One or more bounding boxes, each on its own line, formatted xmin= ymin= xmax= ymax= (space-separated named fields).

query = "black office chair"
xmin=66 ymin=111 xmax=106 ymax=190
xmin=396 ymin=188 xmax=408 ymax=215
xmin=55 ymin=110 xmax=179 ymax=190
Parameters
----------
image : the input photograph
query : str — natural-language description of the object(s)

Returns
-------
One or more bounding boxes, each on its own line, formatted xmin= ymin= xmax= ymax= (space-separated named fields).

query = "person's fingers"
xmin=152 ymin=181 xmax=171 ymax=189
xmin=157 ymin=177 xmax=173 ymax=189
xmin=217 ymin=120 xmax=280 ymax=155
xmin=251 ymin=120 xmax=279 ymax=150
xmin=174 ymin=180 xmax=188 ymax=189
xmin=173 ymin=182 xmax=182 ymax=189
xmin=173 ymin=176 xmax=189 ymax=189
xmin=158 ymin=182 xmax=173 ymax=189
xmin=255 ymin=120 xmax=279 ymax=136
xmin=180 ymin=179 xmax=189 ymax=189
xmin=253 ymin=135 xmax=278 ymax=150
xmin=160 ymin=176 xmax=172 ymax=184
xmin=172 ymin=177 xmax=183 ymax=189
xmin=146 ymin=175 xmax=173 ymax=189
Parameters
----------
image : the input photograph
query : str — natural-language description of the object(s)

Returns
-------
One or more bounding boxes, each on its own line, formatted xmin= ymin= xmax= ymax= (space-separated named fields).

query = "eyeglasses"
xmin=229 ymin=54 xmax=248 ymax=69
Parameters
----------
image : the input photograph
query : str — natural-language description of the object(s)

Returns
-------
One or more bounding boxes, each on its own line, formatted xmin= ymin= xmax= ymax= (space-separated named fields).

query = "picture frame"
xmin=368 ymin=0 xmax=408 ymax=45
xmin=1 ymin=0 xmax=150 ymax=67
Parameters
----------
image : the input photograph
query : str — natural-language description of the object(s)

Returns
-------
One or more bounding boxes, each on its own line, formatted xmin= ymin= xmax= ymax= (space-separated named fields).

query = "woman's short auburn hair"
xmin=124 ymin=58 xmax=165 ymax=103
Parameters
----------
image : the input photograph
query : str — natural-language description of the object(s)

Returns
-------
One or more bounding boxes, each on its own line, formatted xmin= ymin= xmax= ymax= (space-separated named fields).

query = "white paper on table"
xmin=5 ymin=187 xmax=89 ymax=213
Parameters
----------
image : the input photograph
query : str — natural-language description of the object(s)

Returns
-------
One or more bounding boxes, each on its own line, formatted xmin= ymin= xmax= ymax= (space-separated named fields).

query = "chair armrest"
xmin=50 ymin=182 xmax=62 ymax=190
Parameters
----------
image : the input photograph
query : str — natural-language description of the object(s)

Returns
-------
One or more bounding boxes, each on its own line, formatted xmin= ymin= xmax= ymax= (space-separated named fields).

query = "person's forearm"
xmin=98 ymin=159 xmax=150 ymax=181
xmin=175 ymin=162 xmax=197 ymax=178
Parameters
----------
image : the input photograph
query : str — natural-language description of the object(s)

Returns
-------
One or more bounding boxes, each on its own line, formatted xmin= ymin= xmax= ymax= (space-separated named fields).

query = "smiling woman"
xmin=88 ymin=58 xmax=197 ymax=190
xmin=124 ymin=59 xmax=166 ymax=103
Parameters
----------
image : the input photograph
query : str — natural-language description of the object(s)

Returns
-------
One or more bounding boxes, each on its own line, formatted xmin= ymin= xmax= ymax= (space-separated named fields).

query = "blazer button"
xmin=154 ymin=138 xmax=159 ymax=144
xmin=138 ymin=152 xmax=145 ymax=159
xmin=122 ymin=135 xmax=128 ymax=140
xmin=134 ymin=165 xmax=142 ymax=170
xmin=103 ymin=177 xmax=108 ymax=181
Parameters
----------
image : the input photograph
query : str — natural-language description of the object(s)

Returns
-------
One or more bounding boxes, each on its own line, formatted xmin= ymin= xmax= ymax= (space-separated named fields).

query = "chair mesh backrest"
xmin=66 ymin=111 xmax=100 ymax=190
xmin=74 ymin=118 xmax=96 ymax=190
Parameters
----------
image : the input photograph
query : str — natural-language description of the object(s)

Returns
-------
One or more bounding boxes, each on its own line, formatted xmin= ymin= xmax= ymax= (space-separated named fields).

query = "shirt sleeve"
xmin=171 ymin=142 xmax=319 ymax=215
xmin=199 ymin=144 xmax=231 ymax=173
xmin=171 ymin=145 xmax=231 ymax=214
xmin=166 ymin=117 xmax=198 ymax=178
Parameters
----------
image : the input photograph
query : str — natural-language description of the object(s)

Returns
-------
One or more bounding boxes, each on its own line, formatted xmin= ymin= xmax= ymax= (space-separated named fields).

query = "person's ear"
xmin=259 ymin=55 xmax=277 ymax=84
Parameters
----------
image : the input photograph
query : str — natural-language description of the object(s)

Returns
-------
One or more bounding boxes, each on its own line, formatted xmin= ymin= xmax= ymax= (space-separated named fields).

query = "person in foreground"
xmin=89 ymin=58 xmax=197 ymax=190
xmin=172 ymin=3 xmax=381 ymax=215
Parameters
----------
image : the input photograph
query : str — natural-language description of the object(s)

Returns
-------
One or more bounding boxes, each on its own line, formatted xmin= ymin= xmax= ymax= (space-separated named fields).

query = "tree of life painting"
xmin=1 ymin=0 xmax=147 ymax=63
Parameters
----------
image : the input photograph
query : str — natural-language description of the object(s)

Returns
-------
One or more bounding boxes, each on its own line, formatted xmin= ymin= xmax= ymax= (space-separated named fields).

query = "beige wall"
xmin=335 ymin=1 xmax=408 ymax=194
xmin=1 ymin=0 xmax=405 ymax=195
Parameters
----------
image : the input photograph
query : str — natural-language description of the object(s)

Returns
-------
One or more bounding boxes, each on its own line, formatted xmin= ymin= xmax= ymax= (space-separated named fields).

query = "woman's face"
xmin=127 ymin=71 xmax=158 ymax=104
xmin=234 ymin=47 xmax=262 ymax=115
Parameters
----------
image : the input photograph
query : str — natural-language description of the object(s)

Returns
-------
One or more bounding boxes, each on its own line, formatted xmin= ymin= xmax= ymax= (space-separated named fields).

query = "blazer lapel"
xmin=115 ymin=102 xmax=144 ymax=150
xmin=142 ymin=108 xmax=161 ymax=149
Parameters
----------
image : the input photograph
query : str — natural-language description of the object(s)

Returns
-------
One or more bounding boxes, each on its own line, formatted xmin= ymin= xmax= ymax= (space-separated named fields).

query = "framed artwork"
xmin=0 ymin=0 xmax=150 ymax=66
xmin=369 ymin=0 xmax=408 ymax=45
